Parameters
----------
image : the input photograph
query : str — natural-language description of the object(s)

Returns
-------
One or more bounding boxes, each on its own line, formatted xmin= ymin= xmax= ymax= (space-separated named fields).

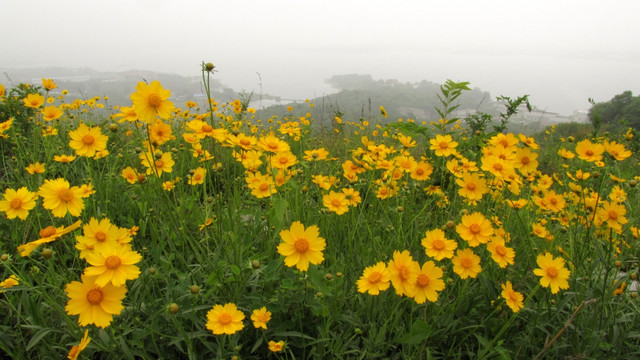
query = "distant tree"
xmin=589 ymin=91 xmax=640 ymax=131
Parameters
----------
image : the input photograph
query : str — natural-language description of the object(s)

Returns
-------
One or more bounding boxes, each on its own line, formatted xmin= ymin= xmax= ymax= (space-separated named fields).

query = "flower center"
xmin=105 ymin=255 xmax=122 ymax=269
xmin=155 ymin=159 xmax=165 ymax=168
xmin=58 ymin=188 xmax=74 ymax=202
xmin=521 ymin=156 xmax=530 ymax=164
xmin=279 ymin=157 xmax=289 ymax=164
xmin=608 ymin=210 xmax=618 ymax=220
xmin=461 ymin=257 xmax=473 ymax=269
xmin=416 ymin=168 xmax=424 ymax=175
xmin=399 ymin=265 xmax=410 ymax=280
xmin=331 ymin=199 xmax=342 ymax=207
xmin=546 ymin=266 xmax=558 ymax=278
xmin=439 ymin=142 xmax=449 ymax=149
xmin=469 ymin=223 xmax=481 ymax=234
xmin=294 ymin=239 xmax=309 ymax=252
xmin=493 ymin=163 xmax=503 ymax=171
xmin=466 ymin=182 xmax=476 ymax=191
xmin=86 ymin=288 xmax=103 ymax=305
xmin=82 ymin=134 xmax=95 ymax=145
xmin=218 ymin=313 xmax=232 ymax=325
xmin=368 ymin=272 xmax=382 ymax=283
xmin=9 ymin=198 xmax=23 ymax=209
xmin=39 ymin=226 xmax=57 ymax=238
xmin=496 ymin=246 xmax=507 ymax=256
xmin=585 ymin=150 xmax=594 ymax=157
xmin=432 ymin=239 xmax=445 ymax=250
xmin=240 ymin=139 xmax=251 ymax=146
xmin=416 ymin=274 xmax=430 ymax=287
xmin=148 ymin=93 xmax=162 ymax=108
xmin=95 ymin=231 xmax=106 ymax=242
xmin=259 ymin=183 xmax=269 ymax=192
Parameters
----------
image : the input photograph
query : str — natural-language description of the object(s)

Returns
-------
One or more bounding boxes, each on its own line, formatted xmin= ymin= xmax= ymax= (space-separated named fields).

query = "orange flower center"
xmin=86 ymin=288 xmax=103 ymax=305
xmin=257 ymin=183 xmax=269 ymax=192
xmin=399 ymin=265 xmax=410 ymax=280
xmin=496 ymin=246 xmax=507 ymax=256
xmin=546 ymin=266 xmax=558 ymax=278
xmin=608 ymin=210 xmax=618 ymax=220
xmin=39 ymin=226 xmax=57 ymax=238
xmin=95 ymin=231 xmax=107 ymax=242
xmin=466 ymin=182 xmax=476 ymax=191
xmin=279 ymin=157 xmax=289 ymax=164
xmin=432 ymin=239 xmax=445 ymax=250
xmin=148 ymin=93 xmax=162 ymax=108
xmin=521 ymin=156 xmax=530 ymax=164
xmin=368 ymin=271 xmax=382 ymax=283
xmin=294 ymin=239 xmax=309 ymax=253
xmin=493 ymin=163 xmax=503 ymax=171
xmin=240 ymin=139 xmax=251 ymax=146
xmin=331 ymin=199 xmax=342 ymax=207
xmin=416 ymin=168 xmax=424 ymax=175
xmin=416 ymin=273 xmax=430 ymax=287
xmin=268 ymin=142 xmax=278 ymax=150
xmin=218 ymin=313 xmax=232 ymax=324
xmin=58 ymin=188 xmax=74 ymax=202
xmin=469 ymin=223 xmax=481 ymax=234
xmin=105 ymin=255 xmax=122 ymax=269
xmin=438 ymin=142 xmax=449 ymax=150
xmin=585 ymin=150 xmax=594 ymax=157
xmin=155 ymin=159 xmax=165 ymax=168
xmin=461 ymin=257 xmax=473 ymax=269
xmin=549 ymin=197 xmax=558 ymax=205
xmin=9 ymin=198 xmax=23 ymax=209
xmin=82 ymin=134 xmax=95 ymax=145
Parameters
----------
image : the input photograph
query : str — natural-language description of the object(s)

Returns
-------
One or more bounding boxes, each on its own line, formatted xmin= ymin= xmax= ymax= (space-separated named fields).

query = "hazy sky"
xmin=2 ymin=0 xmax=640 ymax=115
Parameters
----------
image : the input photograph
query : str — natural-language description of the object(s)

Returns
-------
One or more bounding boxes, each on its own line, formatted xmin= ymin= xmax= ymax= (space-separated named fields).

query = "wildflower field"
xmin=1 ymin=64 xmax=639 ymax=359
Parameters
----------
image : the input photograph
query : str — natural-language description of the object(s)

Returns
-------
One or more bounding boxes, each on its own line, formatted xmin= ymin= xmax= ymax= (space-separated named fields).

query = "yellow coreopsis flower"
xmin=83 ymin=244 xmax=142 ymax=287
xmin=140 ymin=151 xmax=174 ymax=176
xmin=533 ymin=252 xmax=570 ymax=294
xmin=68 ymin=123 xmax=108 ymax=157
xmin=456 ymin=173 xmax=488 ymax=202
xmin=421 ymin=228 xmax=457 ymax=260
xmin=67 ymin=330 xmax=91 ymax=360
xmin=322 ymin=191 xmax=349 ymax=215
xmin=258 ymin=133 xmax=291 ymax=154
xmin=249 ymin=173 xmax=277 ymax=199
xmin=277 ymin=221 xmax=326 ymax=271
xmin=41 ymin=105 xmax=63 ymax=121
xmin=268 ymin=340 xmax=285 ymax=352
xmin=0 ymin=187 xmax=37 ymax=220
xmin=23 ymin=93 xmax=45 ymax=108
xmin=75 ymin=218 xmax=121 ymax=258
xmin=269 ymin=151 xmax=298 ymax=170
xmin=38 ymin=178 xmax=85 ymax=218
xmin=148 ymin=120 xmax=174 ymax=145
xmin=205 ymin=303 xmax=245 ymax=335
xmin=250 ymin=307 xmax=272 ymax=329
xmin=456 ymin=212 xmax=494 ymax=247
xmin=388 ymin=250 xmax=419 ymax=297
xmin=452 ymin=248 xmax=482 ymax=279
xmin=130 ymin=81 xmax=175 ymax=123
xmin=501 ymin=281 xmax=524 ymax=312
xmin=429 ymin=134 xmax=458 ymax=157
xmin=54 ymin=154 xmax=76 ymax=163
xmin=65 ymin=274 xmax=126 ymax=328
xmin=42 ymin=78 xmax=57 ymax=90
xmin=303 ymin=148 xmax=330 ymax=161
xmin=575 ymin=139 xmax=604 ymax=162
xmin=412 ymin=261 xmax=445 ymax=304
xmin=356 ymin=261 xmax=391 ymax=295
xmin=121 ymin=167 xmax=138 ymax=184
xmin=25 ymin=162 xmax=46 ymax=174
xmin=0 ymin=275 xmax=19 ymax=292
xmin=17 ymin=220 xmax=82 ymax=257
xmin=410 ymin=161 xmax=434 ymax=181
xmin=486 ymin=236 xmax=515 ymax=268
xmin=595 ymin=201 xmax=628 ymax=231
xmin=188 ymin=167 xmax=206 ymax=185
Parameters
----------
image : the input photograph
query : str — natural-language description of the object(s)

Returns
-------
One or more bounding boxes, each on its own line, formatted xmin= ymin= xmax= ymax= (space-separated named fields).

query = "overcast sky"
xmin=2 ymin=0 xmax=639 ymax=115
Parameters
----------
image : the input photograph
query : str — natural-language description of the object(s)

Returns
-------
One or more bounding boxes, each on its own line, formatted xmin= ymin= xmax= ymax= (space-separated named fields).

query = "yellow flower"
xmin=303 ymin=148 xmax=330 ymax=161
xmin=0 ymin=187 xmax=37 ymax=220
xmin=0 ymin=275 xmax=19 ymax=292
xmin=429 ymin=134 xmax=458 ymax=157
xmin=149 ymin=120 xmax=174 ymax=145
xmin=259 ymin=133 xmax=291 ymax=154
xmin=188 ymin=167 xmax=206 ymax=185
xmin=113 ymin=106 xmax=138 ymax=123
xmin=248 ymin=173 xmax=277 ymax=199
xmin=342 ymin=188 xmax=361 ymax=206
xmin=17 ymin=220 xmax=82 ymax=257
xmin=557 ymin=148 xmax=575 ymax=159
xmin=205 ymin=303 xmax=245 ymax=335
xmin=595 ymin=201 xmax=628 ymax=231
xmin=121 ymin=167 xmax=138 ymax=184
xmin=25 ymin=162 xmax=46 ymax=174
xmin=41 ymin=105 xmax=63 ymax=121
xmin=130 ymin=81 xmax=176 ymax=123
xmin=356 ymin=261 xmax=391 ymax=295
xmin=533 ymin=252 xmax=570 ymax=294
xmin=604 ymin=140 xmax=631 ymax=161
xmin=277 ymin=221 xmax=326 ymax=271
xmin=411 ymin=261 xmax=445 ymax=304
xmin=67 ymin=330 xmax=91 ymax=360
xmin=380 ymin=105 xmax=387 ymax=118
xmin=38 ymin=178 xmax=85 ymax=218
xmin=451 ymin=248 xmax=482 ymax=279
xmin=486 ymin=237 xmax=515 ymax=268
xmin=323 ymin=191 xmax=349 ymax=215
xmin=75 ymin=218 xmax=121 ymax=258
xmin=388 ymin=250 xmax=419 ymax=297
xmin=410 ymin=161 xmax=434 ymax=181
xmin=65 ymin=274 xmax=127 ymax=328
xmin=84 ymin=244 xmax=142 ymax=287
xmin=575 ymin=139 xmax=604 ymax=162
xmin=456 ymin=173 xmax=488 ymax=201
xmin=456 ymin=212 xmax=494 ymax=247
xmin=0 ymin=83 xmax=4 ymax=97
xmin=42 ymin=78 xmax=57 ymax=90
xmin=54 ymin=154 xmax=76 ymax=163
xmin=68 ymin=123 xmax=108 ymax=157
xmin=140 ymin=151 xmax=174 ymax=176
xmin=421 ymin=229 xmax=457 ymax=260
xmin=23 ymin=93 xmax=45 ymax=108
xmin=268 ymin=151 xmax=298 ymax=170
xmin=250 ymin=307 xmax=272 ymax=329
xmin=268 ymin=340 xmax=285 ymax=353
xmin=501 ymin=281 xmax=524 ymax=312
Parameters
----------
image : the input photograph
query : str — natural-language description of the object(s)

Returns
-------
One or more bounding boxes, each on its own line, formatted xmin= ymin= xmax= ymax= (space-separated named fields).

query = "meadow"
xmin=0 ymin=64 xmax=639 ymax=359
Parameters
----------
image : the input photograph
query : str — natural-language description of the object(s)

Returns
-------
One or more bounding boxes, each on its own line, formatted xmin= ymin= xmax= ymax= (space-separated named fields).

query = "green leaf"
xmin=229 ymin=264 xmax=240 ymax=276
xmin=397 ymin=320 xmax=430 ymax=344
xmin=26 ymin=329 xmax=54 ymax=352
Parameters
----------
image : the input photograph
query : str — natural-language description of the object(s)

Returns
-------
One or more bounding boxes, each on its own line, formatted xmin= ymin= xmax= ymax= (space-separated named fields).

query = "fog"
xmin=2 ymin=0 xmax=640 ymax=115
